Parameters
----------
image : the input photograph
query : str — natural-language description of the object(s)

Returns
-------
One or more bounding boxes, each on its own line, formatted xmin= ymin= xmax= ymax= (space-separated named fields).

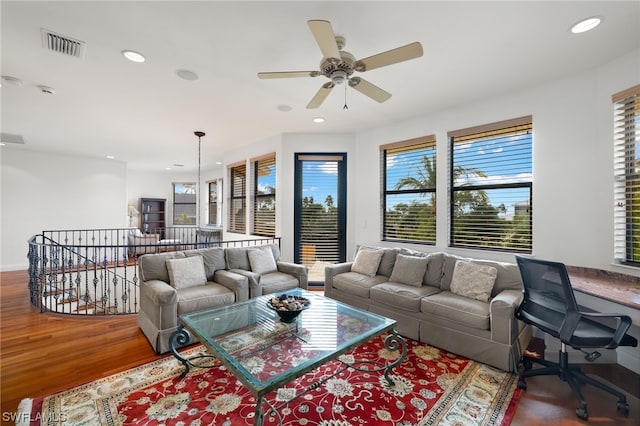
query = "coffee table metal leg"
xmin=254 ymin=396 xmax=264 ymax=426
xmin=254 ymin=395 xmax=282 ymax=426
xmin=383 ymin=331 xmax=407 ymax=386
xmin=170 ymin=326 xmax=193 ymax=378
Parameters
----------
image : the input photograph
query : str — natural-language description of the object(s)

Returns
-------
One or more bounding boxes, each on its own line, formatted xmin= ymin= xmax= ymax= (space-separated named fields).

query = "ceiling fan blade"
xmin=308 ymin=20 xmax=341 ymax=59
xmin=348 ymin=77 xmax=391 ymax=103
xmin=355 ymin=42 xmax=423 ymax=72
xmin=306 ymin=83 xmax=334 ymax=109
xmin=257 ymin=71 xmax=318 ymax=79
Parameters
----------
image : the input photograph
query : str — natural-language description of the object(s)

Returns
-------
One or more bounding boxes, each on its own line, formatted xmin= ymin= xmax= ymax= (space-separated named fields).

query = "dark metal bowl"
xmin=267 ymin=295 xmax=310 ymax=323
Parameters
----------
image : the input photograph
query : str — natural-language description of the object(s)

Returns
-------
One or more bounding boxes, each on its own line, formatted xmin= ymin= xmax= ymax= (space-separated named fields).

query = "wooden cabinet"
xmin=140 ymin=198 xmax=166 ymax=237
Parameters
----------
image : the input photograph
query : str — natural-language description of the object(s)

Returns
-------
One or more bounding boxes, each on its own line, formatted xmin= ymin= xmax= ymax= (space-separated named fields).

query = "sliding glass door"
xmin=294 ymin=153 xmax=347 ymax=284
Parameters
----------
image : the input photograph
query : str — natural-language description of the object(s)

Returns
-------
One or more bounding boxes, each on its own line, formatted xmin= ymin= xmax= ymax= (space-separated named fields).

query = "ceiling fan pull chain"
xmin=343 ymin=83 xmax=349 ymax=110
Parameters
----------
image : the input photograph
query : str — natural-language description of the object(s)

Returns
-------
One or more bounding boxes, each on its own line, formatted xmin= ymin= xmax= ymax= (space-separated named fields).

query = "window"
xmin=228 ymin=162 xmax=246 ymax=233
xmin=381 ymin=136 xmax=436 ymax=243
xmin=252 ymin=154 xmax=276 ymax=237
xmin=208 ymin=179 xmax=222 ymax=226
xmin=294 ymin=153 xmax=347 ymax=281
xmin=613 ymin=85 xmax=640 ymax=265
xmin=173 ymin=182 xmax=196 ymax=225
xmin=449 ymin=116 xmax=533 ymax=252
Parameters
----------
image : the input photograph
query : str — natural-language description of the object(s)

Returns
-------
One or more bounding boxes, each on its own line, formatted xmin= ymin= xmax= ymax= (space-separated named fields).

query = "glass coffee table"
xmin=169 ymin=289 xmax=407 ymax=426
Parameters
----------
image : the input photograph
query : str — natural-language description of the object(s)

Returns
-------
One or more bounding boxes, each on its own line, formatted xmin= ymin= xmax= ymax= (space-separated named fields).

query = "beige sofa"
xmin=324 ymin=246 xmax=532 ymax=372
xmin=138 ymin=244 xmax=308 ymax=353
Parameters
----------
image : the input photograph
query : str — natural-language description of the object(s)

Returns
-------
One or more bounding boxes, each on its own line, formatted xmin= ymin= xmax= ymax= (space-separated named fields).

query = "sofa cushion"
xmin=450 ymin=260 xmax=497 ymax=302
xmin=358 ymin=246 xmax=399 ymax=277
xmin=177 ymin=283 xmax=235 ymax=314
xmin=441 ymin=254 xmax=523 ymax=296
xmin=398 ymin=249 xmax=445 ymax=287
xmin=184 ymin=247 xmax=226 ymax=280
xmin=333 ymin=272 xmax=388 ymax=298
xmin=389 ymin=254 xmax=428 ymax=287
xmin=260 ymin=271 xmax=301 ymax=295
xmin=421 ymin=291 xmax=490 ymax=330
xmin=225 ymin=247 xmax=250 ymax=270
xmin=166 ymin=255 xmax=207 ymax=289
xmin=139 ymin=252 xmax=185 ymax=283
xmin=351 ymin=249 xmax=384 ymax=277
xmin=266 ymin=244 xmax=281 ymax=262
xmin=371 ymin=282 xmax=440 ymax=313
xmin=248 ymin=246 xmax=278 ymax=274
xmin=425 ymin=252 xmax=445 ymax=287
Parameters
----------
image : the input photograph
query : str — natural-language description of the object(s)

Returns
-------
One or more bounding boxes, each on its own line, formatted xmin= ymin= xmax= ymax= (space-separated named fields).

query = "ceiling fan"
xmin=257 ymin=20 xmax=423 ymax=109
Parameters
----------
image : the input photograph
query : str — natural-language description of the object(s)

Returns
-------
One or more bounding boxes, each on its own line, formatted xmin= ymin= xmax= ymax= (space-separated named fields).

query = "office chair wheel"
xmin=576 ymin=407 xmax=588 ymax=420
xmin=617 ymin=400 xmax=629 ymax=415
xmin=518 ymin=379 xmax=527 ymax=390
xmin=522 ymin=358 xmax=533 ymax=370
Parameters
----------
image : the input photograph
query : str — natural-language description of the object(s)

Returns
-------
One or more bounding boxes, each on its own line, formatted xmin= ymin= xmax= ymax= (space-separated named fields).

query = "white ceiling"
xmin=2 ymin=1 xmax=639 ymax=171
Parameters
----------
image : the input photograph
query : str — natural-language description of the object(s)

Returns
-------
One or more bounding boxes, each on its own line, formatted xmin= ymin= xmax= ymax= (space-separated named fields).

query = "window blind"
xmin=380 ymin=136 xmax=436 ymax=243
xmin=208 ymin=180 xmax=218 ymax=226
xmin=449 ymin=117 xmax=533 ymax=252
xmin=173 ymin=182 xmax=196 ymax=225
xmin=253 ymin=154 xmax=276 ymax=237
xmin=228 ymin=163 xmax=246 ymax=233
xmin=613 ymin=85 xmax=640 ymax=265
xmin=295 ymin=154 xmax=345 ymax=270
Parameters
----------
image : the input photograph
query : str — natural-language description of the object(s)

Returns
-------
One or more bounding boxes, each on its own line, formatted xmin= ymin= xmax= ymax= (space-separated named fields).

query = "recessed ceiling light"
xmin=215 ymin=161 xmax=222 ymax=165
xmin=277 ymin=105 xmax=292 ymax=112
xmin=313 ymin=117 xmax=325 ymax=123
xmin=176 ymin=69 xmax=199 ymax=81
xmin=106 ymin=155 xmax=115 ymax=159
xmin=122 ymin=50 xmax=145 ymax=63
xmin=570 ymin=16 xmax=602 ymax=34
xmin=165 ymin=167 xmax=172 ymax=170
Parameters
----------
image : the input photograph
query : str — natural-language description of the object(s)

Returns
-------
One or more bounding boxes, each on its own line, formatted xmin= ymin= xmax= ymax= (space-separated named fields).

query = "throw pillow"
xmin=351 ymin=249 xmax=384 ymax=277
xmin=388 ymin=253 xmax=429 ymax=287
xmin=450 ymin=260 xmax=498 ymax=302
xmin=248 ymin=247 xmax=278 ymax=275
xmin=165 ymin=255 xmax=207 ymax=289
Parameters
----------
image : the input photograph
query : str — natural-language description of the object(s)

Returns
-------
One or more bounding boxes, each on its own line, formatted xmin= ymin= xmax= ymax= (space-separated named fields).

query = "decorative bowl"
xmin=267 ymin=294 xmax=311 ymax=323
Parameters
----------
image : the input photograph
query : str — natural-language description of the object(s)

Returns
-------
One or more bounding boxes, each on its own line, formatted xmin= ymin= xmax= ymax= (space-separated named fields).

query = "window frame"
xmin=172 ymin=182 xmax=196 ymax=225
xmin=207 ymin=178 xmax=222 ymax=227
xmin=448 ymin=116 xmax=533 ymax=253
xmin=613 ymin=84 xmax=640 ymax=266
xmin=252 ymin=153 xmax=276 ymax=237
xmin=228 ymin=162 xmax=247 ymax=234
xmin=380 ymin=135 xmax=437 ymax=244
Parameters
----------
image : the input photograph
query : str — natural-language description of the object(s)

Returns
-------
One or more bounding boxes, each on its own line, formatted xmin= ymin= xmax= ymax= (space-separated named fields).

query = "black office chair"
xmin=515 ymin=255 xmax=637 ymax=420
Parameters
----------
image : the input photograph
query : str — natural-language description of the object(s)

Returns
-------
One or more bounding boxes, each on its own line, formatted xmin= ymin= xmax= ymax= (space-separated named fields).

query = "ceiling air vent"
xmin=41 ymin=28 xmax=85 ymax=58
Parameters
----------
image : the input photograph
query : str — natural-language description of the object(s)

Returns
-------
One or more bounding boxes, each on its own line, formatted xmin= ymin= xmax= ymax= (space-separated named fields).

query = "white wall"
xmin=2 ymin=49 xmax=638 ymax=276
xmin=352 ymin=48 xmax=640 ymax=275
xmin=1 ymin=149 xmax=127 ymax=270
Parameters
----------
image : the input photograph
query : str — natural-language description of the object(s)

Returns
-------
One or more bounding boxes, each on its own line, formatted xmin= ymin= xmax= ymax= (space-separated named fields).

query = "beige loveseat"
xmin=325 ymin=246 xmax=532 ymax=372
xmin=138 ymin=244 xmax=308 ymax=353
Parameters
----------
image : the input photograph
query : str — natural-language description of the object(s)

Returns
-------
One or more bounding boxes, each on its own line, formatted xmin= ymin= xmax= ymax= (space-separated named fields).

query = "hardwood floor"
xmin=1 ymin=269 xmax=638 ymax=425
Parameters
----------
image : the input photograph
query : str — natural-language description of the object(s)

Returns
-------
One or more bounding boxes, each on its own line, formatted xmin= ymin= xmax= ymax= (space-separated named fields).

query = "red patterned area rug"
xmin=22 ymin=335 xmax=521 ymax=425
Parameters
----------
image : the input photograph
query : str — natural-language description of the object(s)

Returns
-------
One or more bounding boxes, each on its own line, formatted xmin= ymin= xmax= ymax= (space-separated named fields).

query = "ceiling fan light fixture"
xmin=331 ymin=70 xmax=347 ymax=85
